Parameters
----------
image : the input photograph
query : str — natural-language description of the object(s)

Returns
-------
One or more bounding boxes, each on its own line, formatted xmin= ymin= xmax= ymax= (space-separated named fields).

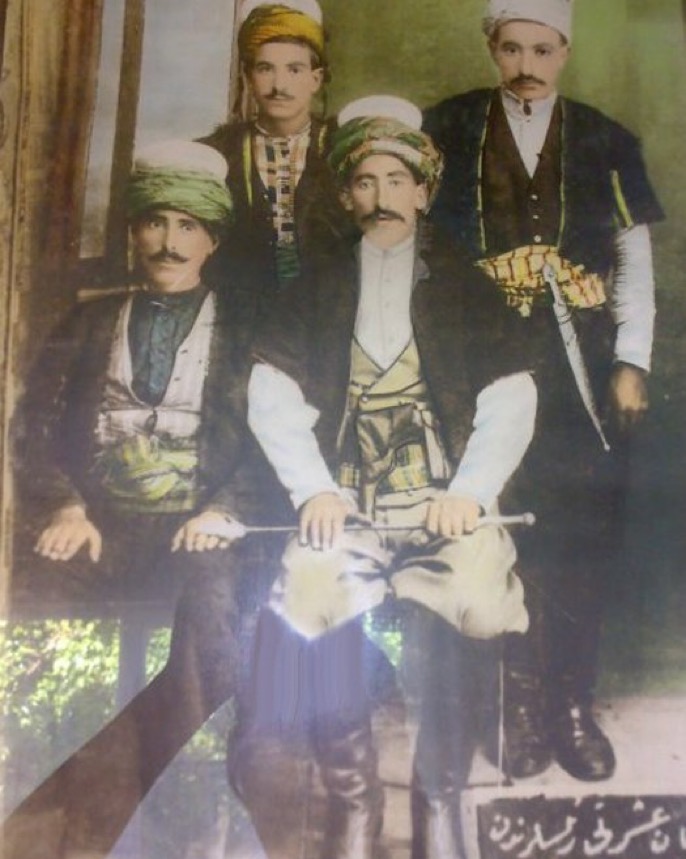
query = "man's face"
xmin=131 ymin=209 xmax=218 ymax=293
xmin=246 ymin=41 xmax=323 ymax=134
xmin=490 ymin=20 xmax=569 ymax=101
xmin=341 ymin=153 xmax=428 ymax=250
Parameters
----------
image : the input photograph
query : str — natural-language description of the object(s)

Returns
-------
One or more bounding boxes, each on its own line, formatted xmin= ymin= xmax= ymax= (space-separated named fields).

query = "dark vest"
xmin=424 ymin=89 xmax=664 ymax=278
xmin=482 ymin=97 xmax=562 ymax=256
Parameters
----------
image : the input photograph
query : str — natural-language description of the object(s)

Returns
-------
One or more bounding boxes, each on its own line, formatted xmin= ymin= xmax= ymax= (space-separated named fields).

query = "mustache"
xmin=510 ymin=74 xmax=547 ymax=87
xmin=361 ymin=207 xmax=406 ymax=224
xmin=266 ymin=88 xmax=294 ymax=100
xmin=148 ymin=250 xmax=189 ymax=264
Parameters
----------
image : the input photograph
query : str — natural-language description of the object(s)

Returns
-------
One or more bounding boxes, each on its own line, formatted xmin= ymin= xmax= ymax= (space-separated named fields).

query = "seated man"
xmin=5 ymin=141 xmax=286 ymax=858
xmin=243 ymin=96 xmax=536 ymax=859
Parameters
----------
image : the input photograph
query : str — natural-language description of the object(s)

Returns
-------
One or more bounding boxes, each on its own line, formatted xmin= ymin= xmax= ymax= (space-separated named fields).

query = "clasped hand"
xmin=299 ymin=491 xmax=480 ymax=552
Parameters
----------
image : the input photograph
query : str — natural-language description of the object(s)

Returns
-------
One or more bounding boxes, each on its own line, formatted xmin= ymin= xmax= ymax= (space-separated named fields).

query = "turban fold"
xmin=126 ymin=141 xmax=233 ymax=227
xmin=127 ymin=169 xmax=233 ymax=227
xmin=328 ymin=117 xmax=444 ymax=205
xmin=239 ymin=4 xmax=325 ymax=64
xmin=483 ymin=0 xmax=573 ymax=42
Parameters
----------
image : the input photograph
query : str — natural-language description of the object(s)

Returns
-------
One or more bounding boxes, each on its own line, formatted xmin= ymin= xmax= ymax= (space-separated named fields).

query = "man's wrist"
xmin=612 ymin=360 xmax=648 ymax=377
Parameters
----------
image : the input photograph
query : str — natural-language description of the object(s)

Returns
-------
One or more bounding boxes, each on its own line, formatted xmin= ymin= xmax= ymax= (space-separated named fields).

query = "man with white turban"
xmin=424 ymin=0 xmax=664 ymax=783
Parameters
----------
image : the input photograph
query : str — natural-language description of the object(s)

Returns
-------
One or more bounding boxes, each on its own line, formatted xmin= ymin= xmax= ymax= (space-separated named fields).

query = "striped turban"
xmin=126 ymin=141 xmax=233 ymax=228
xmin=329 ymin=97 xmax=444 ymax=205
xmin=238 ymin=3 xmax=325 ymax=65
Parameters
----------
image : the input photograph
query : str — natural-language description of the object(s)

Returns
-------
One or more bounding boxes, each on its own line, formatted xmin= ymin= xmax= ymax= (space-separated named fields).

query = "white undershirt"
xmin=355 ymin=234 xmax=415 ymax=369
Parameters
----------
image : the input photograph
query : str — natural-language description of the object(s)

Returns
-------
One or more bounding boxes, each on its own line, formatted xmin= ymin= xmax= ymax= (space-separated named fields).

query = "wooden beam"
xmin=105 ymin=0 xmax=145 ymax=275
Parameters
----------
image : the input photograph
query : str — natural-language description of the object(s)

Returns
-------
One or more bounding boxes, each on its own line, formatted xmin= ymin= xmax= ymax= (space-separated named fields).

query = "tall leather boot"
xmin=313 ymin=718 xmax=385 ymax=859
xmin=495 ymin=588 xmax=552 ymax=780
xmin=411 ymin=778 xmax=465 ymax=859
xmin=499 ymin=667 xmax=552 ymax=779
xmin=403 ymin=608 xmax=482 ymax=859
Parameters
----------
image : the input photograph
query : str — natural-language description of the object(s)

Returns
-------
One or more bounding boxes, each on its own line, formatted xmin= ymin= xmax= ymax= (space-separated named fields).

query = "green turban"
xmin=126 ymin=141 xmax=233 ymax=228
xmin=328 ymin=116 xmax=444 ymax=205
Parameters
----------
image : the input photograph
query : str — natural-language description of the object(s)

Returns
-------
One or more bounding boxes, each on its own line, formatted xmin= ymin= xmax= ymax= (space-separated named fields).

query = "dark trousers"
xmin=505 ymin=391 xmax=628 ymax=704
xmin=3 ymin=515 xmax=278 ymax=859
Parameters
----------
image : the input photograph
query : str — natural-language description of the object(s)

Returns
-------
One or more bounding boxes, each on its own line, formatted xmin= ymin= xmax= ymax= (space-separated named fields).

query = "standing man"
xmin=244 ymin=96 xmax=535 ymax=859
xmin=424 ymin=0 xmax=664 ymax=782
xmin=201 ymin=0 xmax=350 ymax=301
xmin=5 ymin=141 xmax=281 ymax=859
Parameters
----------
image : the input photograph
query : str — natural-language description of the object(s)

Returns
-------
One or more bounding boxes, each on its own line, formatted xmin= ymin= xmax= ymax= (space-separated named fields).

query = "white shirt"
xmin=248 ymin=234 xmax=538 ymax=512
xmin=500 ymin=87 xmax=655 ymax=370
xmin=355 ymin=234 xmax=415 ymax=369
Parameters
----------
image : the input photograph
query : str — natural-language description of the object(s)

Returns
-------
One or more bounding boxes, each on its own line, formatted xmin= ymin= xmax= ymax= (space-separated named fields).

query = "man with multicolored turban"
xmin=6 ymin=140 xmax=288 ymax=858
xmin=201 ymin=0 xmax=350 ymax=301
xmin=424 ymin=0 xmax=664 ymax=783
xmin=239 ymin=95 xmax=537 ymax=859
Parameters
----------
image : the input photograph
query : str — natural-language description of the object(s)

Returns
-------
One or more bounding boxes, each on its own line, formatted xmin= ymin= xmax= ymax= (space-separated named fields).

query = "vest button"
xmin=530 ymin=193 xmax=539 ymax=201
xmin=533 ymin=234 xmax=542 ymax=243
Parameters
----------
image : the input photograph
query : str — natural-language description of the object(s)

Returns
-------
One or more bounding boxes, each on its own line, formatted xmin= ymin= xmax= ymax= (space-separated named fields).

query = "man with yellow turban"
xmin=241 ymin=95 xmax=537 ymax=859
xmin=201 ymin=0 xmax=350 ymax=302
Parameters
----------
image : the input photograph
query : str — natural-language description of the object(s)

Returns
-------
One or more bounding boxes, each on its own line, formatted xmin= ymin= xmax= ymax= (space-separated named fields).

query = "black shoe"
xmin=502 ymin=700 xmax=553 ymax=779
xmin=495 ymin=671 xmax=552 ymax=779
xmin=551 ymin=703 xmax=616 ymax=782
xmin=411 ymin=791 xmax=465 ymax=859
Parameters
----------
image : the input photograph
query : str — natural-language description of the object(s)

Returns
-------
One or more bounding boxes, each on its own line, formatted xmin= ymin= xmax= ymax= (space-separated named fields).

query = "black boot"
xmin=411 ymin=780 xmax=465 ymax=859
xmin=500 ymin=669 xmax=552 ymax=779
xmin=404 ymin=610 xmax=482 ymax=859
xmin=550 ymin=697 xmax=616 ymax=781
xmin=314 ymin=719 xmax=385 ymax=859
xmin=228 ymin=730 xmax=315 ymax=859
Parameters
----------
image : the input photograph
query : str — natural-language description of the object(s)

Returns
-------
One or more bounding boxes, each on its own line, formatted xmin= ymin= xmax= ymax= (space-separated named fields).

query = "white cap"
xmin=133 ymin=140 xmax=228 ymax=181
xmin=483 ymin=0 xmax=573 ymax=42
xmin=338 ymin=95 xmax=422 ymax=131
xmin=239 ymin=0 xmax=323 ymax=25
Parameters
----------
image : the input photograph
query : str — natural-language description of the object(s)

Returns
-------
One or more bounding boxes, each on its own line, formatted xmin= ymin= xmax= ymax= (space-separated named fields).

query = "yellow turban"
xmin=238 ymin=4 xmax=325 ymax=65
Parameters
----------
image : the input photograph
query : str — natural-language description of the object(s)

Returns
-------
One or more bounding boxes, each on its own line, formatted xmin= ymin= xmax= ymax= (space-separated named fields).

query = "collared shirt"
xmin=129 ymin=283 xmax=209 ymax=406
xmin=501 ymin=87 xmax=557 ymax=178
xmin=253 ymin=122 xmax=311 ymax=247
xmin=355 ymin=234 xmax=415 ymax=369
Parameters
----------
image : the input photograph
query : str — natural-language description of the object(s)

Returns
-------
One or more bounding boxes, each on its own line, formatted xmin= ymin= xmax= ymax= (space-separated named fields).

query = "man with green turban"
xmin=5 ymin=140 xmax=288 ymax=858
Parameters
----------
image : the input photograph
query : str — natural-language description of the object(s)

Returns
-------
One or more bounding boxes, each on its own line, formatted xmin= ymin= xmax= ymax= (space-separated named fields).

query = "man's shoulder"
xmin=424 ymin=88 xmax=494 ymax=125
xmin=197 ymin=120 xmax=250 ymax=157
xmin=560 ymin=96 xmax=640 ymax=143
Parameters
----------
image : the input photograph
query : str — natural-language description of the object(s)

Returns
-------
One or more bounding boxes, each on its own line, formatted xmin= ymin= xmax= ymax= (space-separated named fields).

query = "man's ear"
xmin=339 ymin=187 xmax=354 ymax=212
xmin=415 ymin=183 xmax=429 ymax=213
xmin=311 ymin=66 xmax=324 ymax=94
